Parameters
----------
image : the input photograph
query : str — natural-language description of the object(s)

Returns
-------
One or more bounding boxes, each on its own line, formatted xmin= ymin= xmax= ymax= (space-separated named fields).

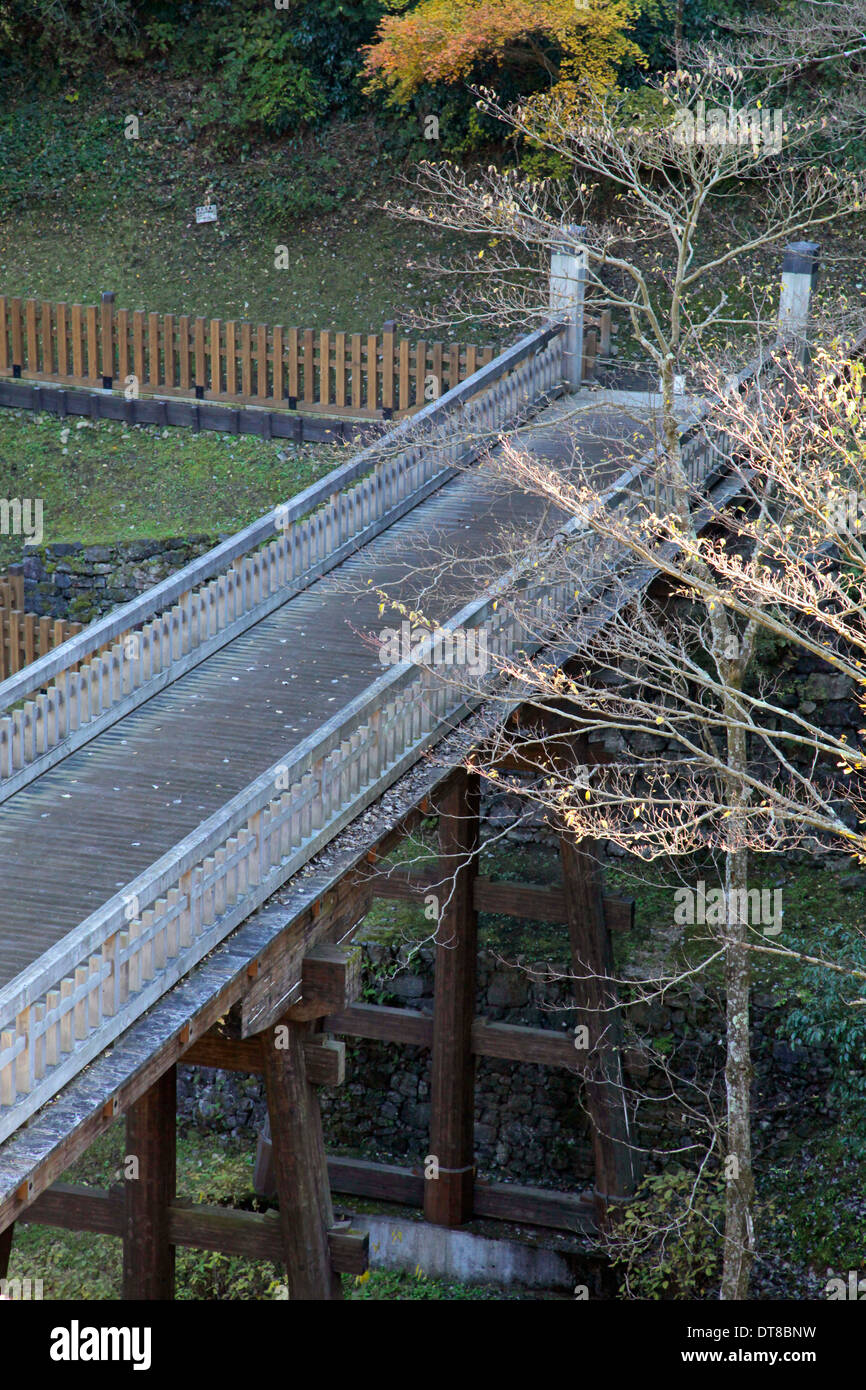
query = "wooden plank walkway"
xmin=0 ymin=396 xmax=651 ymax=990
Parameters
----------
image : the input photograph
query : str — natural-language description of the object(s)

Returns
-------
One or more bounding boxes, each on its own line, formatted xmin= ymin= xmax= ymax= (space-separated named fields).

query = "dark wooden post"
xmin=0 ymin=1223 xmax=13 ymax=1280
xmin=425 ymin=768 xmax=480 ymax=1227
xmin=100 ymin=291 xmax=115 ymax=389
xmin=559 ymin=835 xmax=637 ymax=1224
xmin=123 ymin=1065 xmax=177 ymax=1299
xmin=261 ymin=1020 xmax=343 ymax=1300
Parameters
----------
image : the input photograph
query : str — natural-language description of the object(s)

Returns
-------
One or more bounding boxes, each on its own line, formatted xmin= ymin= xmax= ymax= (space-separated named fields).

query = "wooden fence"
xmin=0 ymin=295 xmax=498 ymax=419
xmin=0 ymin=573 xmax=82 ymax=681
xmin=0 ymin=293 xmax=616 ymax=423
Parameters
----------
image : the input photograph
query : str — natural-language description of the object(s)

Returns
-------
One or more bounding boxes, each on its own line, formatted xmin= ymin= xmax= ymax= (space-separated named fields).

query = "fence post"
xmin=549 ymin=223 xmax=586 ymax=391
xmin=100 ymin=292 xmax=115 ymax=390
xmin=777 ymin=242 xmax=820 ymax=366
xmin=382 ymin=320 xmax=396 ymax=420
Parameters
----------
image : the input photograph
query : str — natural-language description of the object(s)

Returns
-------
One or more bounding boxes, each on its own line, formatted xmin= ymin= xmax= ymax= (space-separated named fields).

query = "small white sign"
xmin=195 ymin=204 xmax=218 ymax=224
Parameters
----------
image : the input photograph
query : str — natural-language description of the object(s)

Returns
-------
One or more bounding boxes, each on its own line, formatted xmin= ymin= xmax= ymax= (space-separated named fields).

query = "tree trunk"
xmin=721 ymin=785 xmax=755 ymax=1296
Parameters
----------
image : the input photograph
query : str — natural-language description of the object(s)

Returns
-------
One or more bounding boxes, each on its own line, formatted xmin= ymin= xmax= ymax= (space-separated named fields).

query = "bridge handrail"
xmin=0 ymin=327 xmax=569 ymax=1141
xmin=0 ymin=332 xmax=787 ymax=1141
xmin=0 ymin=322 xmax=563 ymax=713
xmin=0 ymin=321 xmax=565 ymax=798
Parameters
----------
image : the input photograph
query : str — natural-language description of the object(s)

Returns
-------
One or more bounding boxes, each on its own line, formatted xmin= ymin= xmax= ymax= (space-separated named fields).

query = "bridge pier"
xmin=0 ymin=1219 xmax=13 ymax=1280
xmin=425 ymin=769 xmax=480 ymax=1227
xmin=559 ymin=834 xmax=638 ymax=1227
xmin=123 ymin=1065 xmax=177 ymax=1299
xmin=261 ymin=1020 xmax=343 ymax=1300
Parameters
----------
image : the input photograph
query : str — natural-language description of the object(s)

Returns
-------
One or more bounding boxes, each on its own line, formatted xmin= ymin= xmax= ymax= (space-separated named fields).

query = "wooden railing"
xmin=0 ymin=328 xmax=778 ymax=1145
xmin=0 ymin=323 xmax=565 ymax=804
xmin=0 ymin=322 xmax=567 ymax=1141
xmin=0 ymin=574 xmax=83 ymax=681
xmin=0 ymin=295 xmax=498 ymax=419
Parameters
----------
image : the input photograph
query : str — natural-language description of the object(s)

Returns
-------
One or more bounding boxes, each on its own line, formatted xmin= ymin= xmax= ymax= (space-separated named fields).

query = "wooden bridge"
xmin=0 ymin=246 xmax=812 ymax=1299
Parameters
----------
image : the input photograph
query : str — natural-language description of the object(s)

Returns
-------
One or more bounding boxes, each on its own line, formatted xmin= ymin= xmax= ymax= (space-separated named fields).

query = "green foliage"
xmin=347 ymin=1268 xmax=511 ymax=1299
xmin=0 ymin=0 xmax=137 ymax=79
xmin=781 ymin=917 xmax=866 ymax=1121
xmin=518 ymin=144 xmax=573 ymax=181
xmin=760 ymin=1132 xmax=866 ymax=1272
xmin=0 ymin=98 xmax=127 ymax=213
xmin=197 ymin=12 xmax=328 ymax=137
xmin=611 ymin=1167 xmax=725 ymax=1298
xmin=177 ymin=1249 xmax=279 ymax=1301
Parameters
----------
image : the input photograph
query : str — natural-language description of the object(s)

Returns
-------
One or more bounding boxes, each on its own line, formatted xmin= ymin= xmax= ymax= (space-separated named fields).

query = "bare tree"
xmin=382 ymin=36 xmax=866 ymax=1298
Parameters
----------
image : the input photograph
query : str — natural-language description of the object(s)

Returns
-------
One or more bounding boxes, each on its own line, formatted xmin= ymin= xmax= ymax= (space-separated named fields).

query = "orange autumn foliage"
xmin=362 ymin=0 xmax=651 ymax=105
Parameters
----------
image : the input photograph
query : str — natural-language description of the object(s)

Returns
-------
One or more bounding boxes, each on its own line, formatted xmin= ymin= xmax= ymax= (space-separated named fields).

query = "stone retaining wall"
xmin=13 ymin=535 xmax=219 ymax=623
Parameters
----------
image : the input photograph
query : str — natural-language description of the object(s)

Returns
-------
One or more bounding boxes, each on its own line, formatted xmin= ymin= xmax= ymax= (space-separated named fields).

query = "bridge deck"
xmin=0 ymin=396 xmax=652 ymax=988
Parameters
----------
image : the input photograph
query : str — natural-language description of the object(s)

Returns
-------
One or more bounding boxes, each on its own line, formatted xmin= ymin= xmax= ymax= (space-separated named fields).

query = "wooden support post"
xmin=425 ymin=769 xmax=480 ymax=1227
xmin=0 ymin=1222 xmax=13 ymax=1280
xmin=559 ymin=836 xmax=637 ymax=1224
xmin=777 ymin=241 xmax=820 ymax=366
xmin=122 ymin=1065 xmax=177 ymax=1300
xmin=261 ymin=1021 xmax=343 ymax=1300
xmin=549 ymin=223 xmax=586 ymax=390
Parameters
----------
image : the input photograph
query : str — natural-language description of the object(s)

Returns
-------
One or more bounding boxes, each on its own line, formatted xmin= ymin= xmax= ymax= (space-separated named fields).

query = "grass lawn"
xmin=0 ymin=200 xmax=477 ymax=344
xmin=0 ymin=408 xmax=347 ymax=569
xmin=0 ymin=80 xmax=488 ymax=341
xmin=6 ymin=1122 xmax=522 ymax=1301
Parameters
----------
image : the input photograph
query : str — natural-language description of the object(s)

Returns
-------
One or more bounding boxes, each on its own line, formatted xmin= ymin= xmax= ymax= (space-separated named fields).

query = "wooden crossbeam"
xmin=326 ymin=1157 xmax=595 ymax=1235
xmin=181 ymin=1031 xmax=345 ymax=1085
xmin=484 ymin=719 xmax=614 ymax=776
xmin=472 ymin=1018 xmax=575 ymax=1068
xmin=326 ymin=1001 xmax=433 ymax=1048
xmin=285 ymin=944 xmax=360 ymax=1022
xmin=18 ymin=1183 xmax=369 ymax=1276
xmin=324 ymin=1002 xmax=580 ymax=1070
xmin=367 ymin=865 xmax=635 ymax=932
xmin=178 ymin=1003 xmax=582 ymax=1074
xmin=19 ymin=1162 xmax=593 ymax=1246
xmin=488 ymin=740 xmax=612 ymax=776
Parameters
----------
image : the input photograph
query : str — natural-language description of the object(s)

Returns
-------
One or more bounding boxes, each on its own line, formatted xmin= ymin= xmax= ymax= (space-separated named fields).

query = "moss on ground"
xmin=0 ymin=408 xmax=346 ymax=567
